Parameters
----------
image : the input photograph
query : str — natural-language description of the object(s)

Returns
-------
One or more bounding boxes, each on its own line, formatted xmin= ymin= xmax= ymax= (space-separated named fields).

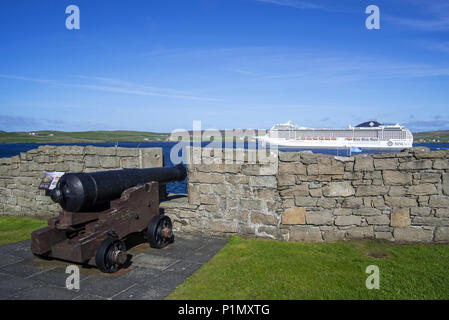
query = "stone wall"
xmin=162 ymin=147 xmax=449 ymax=243
xmin=0 ymin=146 xmax=163 ymax=217
xmin=164 ymin=148 xmax=282 ymax=238
xmin=2 ymin=144 xmax=449 ymax=243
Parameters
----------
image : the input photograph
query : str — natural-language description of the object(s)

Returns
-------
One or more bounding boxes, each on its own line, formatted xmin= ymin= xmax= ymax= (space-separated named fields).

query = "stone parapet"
xmin=176 ymin=146 xmax=449 ymax=243
xmin=2 ymin=145 xmax=449 ymax=243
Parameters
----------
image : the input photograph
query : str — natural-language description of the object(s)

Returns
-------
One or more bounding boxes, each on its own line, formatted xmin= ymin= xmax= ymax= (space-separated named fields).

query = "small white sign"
xmin=39 ymin=171 xmax=65 ymax=190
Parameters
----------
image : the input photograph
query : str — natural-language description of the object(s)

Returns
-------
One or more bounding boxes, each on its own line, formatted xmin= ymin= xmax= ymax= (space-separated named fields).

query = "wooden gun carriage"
xmin=31 ymin=165 xmax=186 ymax=273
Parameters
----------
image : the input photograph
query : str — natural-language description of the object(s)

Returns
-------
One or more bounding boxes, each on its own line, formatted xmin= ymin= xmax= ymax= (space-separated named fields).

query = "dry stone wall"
xmin=277 ymin=148 xmax=449 ymax=243
xmin=162 ymin=147 xmax=283 ymax=238
xmin=0 ymin=146 xmax=163 ymax=217
xmin=162 ymin=146 xmax=449 ymax=243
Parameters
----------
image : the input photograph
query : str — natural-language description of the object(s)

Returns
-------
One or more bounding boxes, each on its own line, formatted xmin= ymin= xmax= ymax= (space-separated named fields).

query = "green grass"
xmin=0 ymin=216 xmax=47 ymax=245
xmin=0 ymin=130 xmax=170 ymax=143
xmin=167 ymin=236 xmax=449 ymax=300
xmin=2 ymin=217 xmax=448 ymax=299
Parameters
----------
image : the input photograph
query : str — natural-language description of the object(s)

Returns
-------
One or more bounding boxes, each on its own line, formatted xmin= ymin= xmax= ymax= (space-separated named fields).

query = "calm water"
xmin=1 ymin=141 xmax=448 ymax=194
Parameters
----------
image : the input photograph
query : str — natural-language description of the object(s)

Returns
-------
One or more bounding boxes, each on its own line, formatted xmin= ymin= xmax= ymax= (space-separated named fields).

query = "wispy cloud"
xmin=0 ymin=114 xmax=113 ymax=131
xmin=0 ymin=74 xmax=55 ymax=84
xmin=0 ymin=114 xmax=45 ymax=129
xmin=412 ymin=39 xmax=449 ymax=54
xmin=255 ymin=0 xmax=324 ymax=10
xmin=404 ymin=119 xmax=449 ymax=132
xmin=385 ymin=0 xmax=449 ymax=31
xmin=229 ymin=68 xmax=261 ymax=76
xmin=253 ymin=0 xmax=354 ymax=13
xmin=257 ymin=0 xmax=449 ymax=31
xmin=73 ymin=76 xmax=195 ymax=96
xmin=143 ymin=46 xmax=449 ymax=84
xmin=225 ymin=51 xmax=449 ymax=83
xmin=385 ymin=15 xmax=449 ymax=31
xmin=0 ymin=74 xmax=219 ymax=102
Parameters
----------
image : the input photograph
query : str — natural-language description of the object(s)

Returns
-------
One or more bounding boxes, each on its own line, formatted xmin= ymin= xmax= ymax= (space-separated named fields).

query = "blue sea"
xmin=1 ymin=141 xmax=448 ymax=194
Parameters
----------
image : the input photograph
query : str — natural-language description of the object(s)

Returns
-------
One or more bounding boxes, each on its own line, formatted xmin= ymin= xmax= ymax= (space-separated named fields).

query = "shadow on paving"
xmin=0 ymin=233 xmax=228 ymax=300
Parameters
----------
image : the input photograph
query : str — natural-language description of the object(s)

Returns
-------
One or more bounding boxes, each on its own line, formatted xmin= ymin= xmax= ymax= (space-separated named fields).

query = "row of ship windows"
xmin=271 ymin=131 xmax=409 ymax=139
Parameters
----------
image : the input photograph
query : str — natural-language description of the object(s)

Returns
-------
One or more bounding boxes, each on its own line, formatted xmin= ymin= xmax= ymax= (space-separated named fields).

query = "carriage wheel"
xmin=147 ymin=215 xmax=174 ymax=249
xmin=95 ymin=238 xmax=127 ymax=273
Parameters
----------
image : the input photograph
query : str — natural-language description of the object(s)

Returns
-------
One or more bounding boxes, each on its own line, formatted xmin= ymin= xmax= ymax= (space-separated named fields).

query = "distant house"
xmin=28 ymin=132 xmax=38 ymax=136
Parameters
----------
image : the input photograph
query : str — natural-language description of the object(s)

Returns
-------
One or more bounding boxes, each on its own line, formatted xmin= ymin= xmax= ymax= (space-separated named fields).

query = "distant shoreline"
xmin=1 ymin=141 xmax=448 ymax=145
xmin=0 ymin=130 xmax=170 ymax=144
xmin=0 ymin=141 xmax=174 ymax=144
xmin=0 ymin=129 xmax=448 ymax=144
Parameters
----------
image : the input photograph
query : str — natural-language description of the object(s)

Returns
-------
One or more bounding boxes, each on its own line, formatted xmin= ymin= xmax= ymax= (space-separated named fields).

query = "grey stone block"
xmin=354 ymin=156 xmax=374 ymax=171
xmin=289 ymin=226 xmax=322 ymax=242
xmin=0 ymin=272 xmax=38 ymax=299
xmin=0 ymin=253 xmax=24 ymax=267
xmin=73 ymin=293 xmax=108 ymax=300
xmin=248 ymin=176 xmax=277 ymax=188
xmin=140 ymin=148 xmax=163 ymax=168
xmin=345 ymin=226 xmax=374 ymax=239
xmin=366 ymin=215 xmax=390 ymax=225
xmin=435 ymin=227 xmax=449 ymax=242
xmin=111 ymin=283 xmax=170 ymax=300
xmin=393 ymin=227 xmax=433 ymax=242
xmin=322 ymin=182 xmax=354 ymax=197
xmin=0 ymin=260 xmax=56 ymax=279
xmin=279 ymin=152 xmax=302 ymax=162
xmin=131 ymin=253 xmax=179 ymax=270
xmin=399 ymin=160 xmax=433 ymax=170
xmin=335 ymin=215 xmax=361 ymax=226
xmin=305 ymin=211 xmax=333 ymax=225
xmin=6 ymin=284 xmax=82 ymax=300
xmin=322 ymin=229 xmax=345 ymax=241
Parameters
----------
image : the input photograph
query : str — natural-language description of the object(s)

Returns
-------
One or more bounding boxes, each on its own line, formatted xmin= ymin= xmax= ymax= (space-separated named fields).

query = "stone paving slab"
xmin=0 ymin=233 xmax=228 ymax=300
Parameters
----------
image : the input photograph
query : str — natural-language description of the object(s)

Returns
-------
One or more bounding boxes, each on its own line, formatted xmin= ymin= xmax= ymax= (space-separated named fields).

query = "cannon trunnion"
xmin=31 ymin=165 xmax=186 ymax=273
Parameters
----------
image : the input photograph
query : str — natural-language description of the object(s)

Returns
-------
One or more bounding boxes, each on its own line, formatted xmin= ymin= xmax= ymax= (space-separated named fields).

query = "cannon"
xmin=31 ymin=165 xmax=187 ymax=273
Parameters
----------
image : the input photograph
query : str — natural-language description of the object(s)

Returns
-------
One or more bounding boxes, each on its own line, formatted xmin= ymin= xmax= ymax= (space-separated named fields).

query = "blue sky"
xmin=0 ymin=0 xmax=448 ymax=132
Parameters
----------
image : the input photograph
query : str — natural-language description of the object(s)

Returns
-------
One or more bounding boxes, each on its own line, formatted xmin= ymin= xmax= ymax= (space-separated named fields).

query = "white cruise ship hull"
xmin=257 ymin=137 xmax=413 ymax=149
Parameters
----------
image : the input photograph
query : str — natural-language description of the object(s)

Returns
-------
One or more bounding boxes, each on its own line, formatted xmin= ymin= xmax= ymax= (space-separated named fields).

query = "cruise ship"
xmin=257 ymin=121 xmax=413 ymax=149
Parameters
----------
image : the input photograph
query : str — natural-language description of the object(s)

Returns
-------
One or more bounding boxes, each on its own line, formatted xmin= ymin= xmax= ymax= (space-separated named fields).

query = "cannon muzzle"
xmin=50 ymin=164 xmax=186 ymax=212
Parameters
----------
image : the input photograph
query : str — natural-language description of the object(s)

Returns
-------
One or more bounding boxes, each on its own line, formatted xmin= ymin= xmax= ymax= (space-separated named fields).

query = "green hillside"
xmin=0 ymin=130 xmax=170 ymax=143
xmin=1 ymin=129 xmax=448 ymax=144
xmin=413 ymin=130 xmax=449 ymax=143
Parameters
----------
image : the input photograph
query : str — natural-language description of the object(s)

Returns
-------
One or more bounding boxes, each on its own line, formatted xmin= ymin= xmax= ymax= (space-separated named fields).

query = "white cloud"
xmin=0 ymin=74 xmax=219 ymax=102
xmin=384 ymin=15 xmax=449 ymax=31
xmin=225 ymin=51 xmax=449 ymax=82
xmin=255 ymin=0 xmax=324 ymax=10
xmin=384 ymin=0 xmax=449 ymax=31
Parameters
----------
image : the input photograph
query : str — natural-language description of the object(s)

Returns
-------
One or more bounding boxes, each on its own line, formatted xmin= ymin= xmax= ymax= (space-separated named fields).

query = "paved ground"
xmin=0 ymin=233 xmax=228 ymax=300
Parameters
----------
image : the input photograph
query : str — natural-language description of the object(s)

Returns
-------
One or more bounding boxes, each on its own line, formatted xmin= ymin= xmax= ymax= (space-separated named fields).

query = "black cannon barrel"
xmin=50 ymin=165 xmax=187 ymax=212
